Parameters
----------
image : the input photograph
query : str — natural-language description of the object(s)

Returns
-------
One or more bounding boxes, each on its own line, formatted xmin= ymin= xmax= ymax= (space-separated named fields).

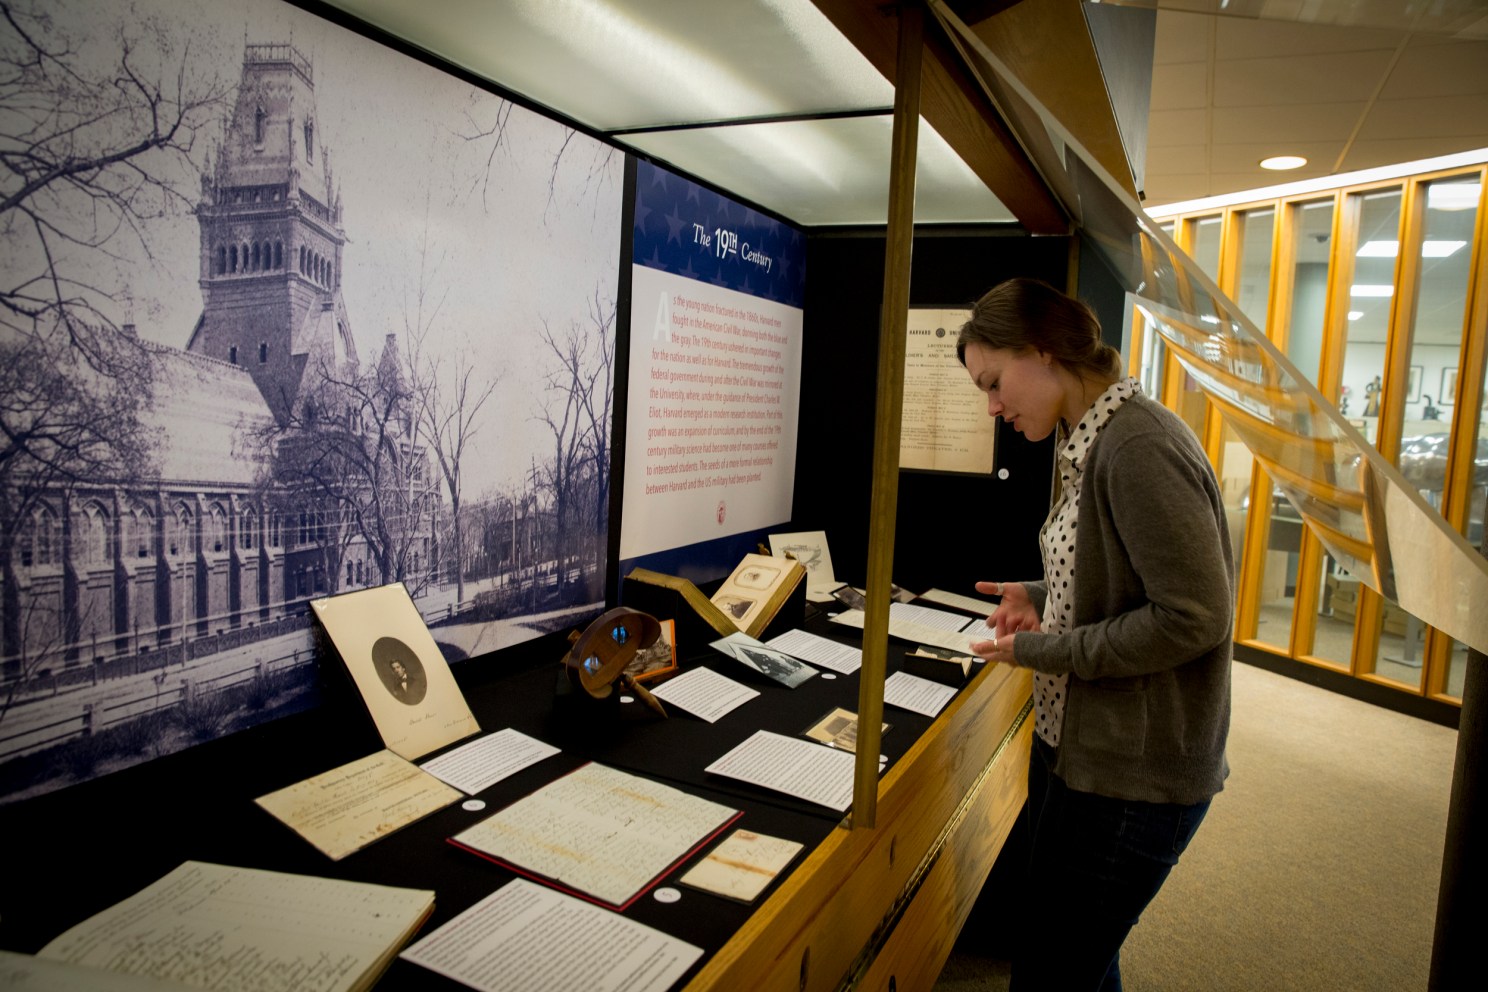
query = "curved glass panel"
xmin=933 ymin=1 xmax=1488 ymax=656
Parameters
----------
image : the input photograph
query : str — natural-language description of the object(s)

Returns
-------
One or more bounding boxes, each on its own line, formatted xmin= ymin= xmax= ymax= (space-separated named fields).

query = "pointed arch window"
xmin=167 ymin=504 xmax=193 ymax=557
xmin=230 ymin=245 xmax=239 ymax=273
xmin=254 ymin=105 xmax=266 ymax=145
xmin=217 ymin=246 xmax=227 ymax=275
xmin=259 ymin=342 xmax=268 ymax=364
xmin=241 ymin=508 xmax=257 ymax=550
xmin=201 ymin=503 xmax=226 ymax=554
xmin=304 ymin=119 xmax=314 ymax=162
xmin=274 ymin=242 xmax=283 ymax=269
xmin=20 ymin=505 xmax=58 ymax=568
xmin=229 ymin=345 xmax=238 ymax=365
xmin=77 ymin=502 xmax=111 ymax=566
xmin=128 ymin=504 xmax=154 ymax=559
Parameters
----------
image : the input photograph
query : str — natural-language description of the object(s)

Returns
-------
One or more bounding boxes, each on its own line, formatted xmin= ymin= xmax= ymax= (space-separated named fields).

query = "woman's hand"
xmin=970 ymin=581 xmax=1040 ymax=665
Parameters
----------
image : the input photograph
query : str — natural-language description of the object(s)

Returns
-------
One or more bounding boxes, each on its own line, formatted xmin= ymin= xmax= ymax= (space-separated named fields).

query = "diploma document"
xmin=401 ymin=879 xmax=701 ymax=992
xmin=255 ymin=750 xmax=461 ymax=860
xmin=450 ymin=763 xmax=741 ymax=909
xmin=39 ymin=861 xmax=434 ymax=992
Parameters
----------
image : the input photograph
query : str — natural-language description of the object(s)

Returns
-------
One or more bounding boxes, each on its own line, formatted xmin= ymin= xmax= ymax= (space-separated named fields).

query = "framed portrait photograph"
xmin=1441 ymin=367 xmax=1458 ymax=406
xmin=311 ymin=584 xmax=480 ymax=760
xmin=1408 ymin=365 xmax=1423 ymax=403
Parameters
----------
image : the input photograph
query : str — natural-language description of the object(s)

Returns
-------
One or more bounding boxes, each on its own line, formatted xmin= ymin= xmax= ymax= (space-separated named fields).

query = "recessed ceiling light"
xmin=1423 ymin=240 xmax=1467 ymax=257
xmin=1348 ymin=311 xmax=1364 ymax=321
xmin=1355 ymin=240 xmax=1467 ymax=258
xmin=1427 ymin=183 xmax=1481 ymax=211
xmin=1260 ymin=155 xmax=1307 ymax=171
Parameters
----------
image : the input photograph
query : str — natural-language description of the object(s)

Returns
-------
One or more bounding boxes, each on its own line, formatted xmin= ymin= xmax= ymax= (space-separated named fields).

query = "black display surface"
xmin=0 ymin=605 xmax=985 ymax=990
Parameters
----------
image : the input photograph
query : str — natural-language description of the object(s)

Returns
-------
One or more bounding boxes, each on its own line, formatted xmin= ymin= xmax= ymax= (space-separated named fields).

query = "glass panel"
xmin=936 ymin=12 xmax=1488 ymax=657
xmin=1190 ymin=216 xmax=1222 ymax=280
xmin=1314 ymin=552 xmax=1357 ymax=667
xmin=1235 ymin=208 xmax=1274 ymax=330
xmin=1250 ymin=473 xmax=1302 ymax=652
xmin=1287 ymin=201 xmax=1334 ymax=385
xmin=1408 ymin=175 xmax=1483 ymax=695
xmin=1340 ymin=189 xmax=1401 ymax=447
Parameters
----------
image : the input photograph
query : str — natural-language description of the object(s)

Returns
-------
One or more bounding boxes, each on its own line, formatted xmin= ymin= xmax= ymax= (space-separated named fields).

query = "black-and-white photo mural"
xmin=0 ymin=0 xmax=623 ymax=801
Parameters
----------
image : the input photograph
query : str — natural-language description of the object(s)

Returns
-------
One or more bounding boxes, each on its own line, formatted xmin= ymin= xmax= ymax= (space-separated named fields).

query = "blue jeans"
xmin=1009 ymin=736 xmax=1211 ymax=992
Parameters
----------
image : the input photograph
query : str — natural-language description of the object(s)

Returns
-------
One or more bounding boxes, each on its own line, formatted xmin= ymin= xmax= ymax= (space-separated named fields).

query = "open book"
xmin=36 ymin=861 xmax=434 ymax=992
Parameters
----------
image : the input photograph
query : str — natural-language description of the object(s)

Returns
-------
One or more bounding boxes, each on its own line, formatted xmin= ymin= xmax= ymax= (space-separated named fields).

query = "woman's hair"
xmin=956 ymin=277 xmax=1121 ymax=381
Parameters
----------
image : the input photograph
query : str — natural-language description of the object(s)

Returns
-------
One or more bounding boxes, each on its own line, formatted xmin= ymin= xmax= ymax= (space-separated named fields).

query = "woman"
xmin=959 ymin=278 xmax=1233 ymax=991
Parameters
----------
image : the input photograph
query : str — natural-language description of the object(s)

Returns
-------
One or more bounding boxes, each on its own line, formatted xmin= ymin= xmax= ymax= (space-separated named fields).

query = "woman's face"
xmin=963 ymin=342 xmax=1067 ymax=441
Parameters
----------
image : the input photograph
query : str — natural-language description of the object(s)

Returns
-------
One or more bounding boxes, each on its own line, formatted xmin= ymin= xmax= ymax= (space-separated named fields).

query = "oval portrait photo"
xmin=372 ymin=636 xmax=428 ymax=707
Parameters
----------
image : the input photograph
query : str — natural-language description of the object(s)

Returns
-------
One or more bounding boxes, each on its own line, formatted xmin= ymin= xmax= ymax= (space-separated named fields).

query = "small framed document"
xmin=311 ymin=583 xmax=480 ymax=761
xmin=900 ymin=306 xmax=997 ymax=474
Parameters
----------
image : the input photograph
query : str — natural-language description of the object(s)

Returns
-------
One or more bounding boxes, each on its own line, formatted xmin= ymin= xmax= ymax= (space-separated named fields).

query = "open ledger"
xmin=450 ymin=762 xmax=742 ymax=909
xmin=37 ymin=861 xmax=434 ymax=992
xmin=401 ymin=879 xmax=701 ymax=992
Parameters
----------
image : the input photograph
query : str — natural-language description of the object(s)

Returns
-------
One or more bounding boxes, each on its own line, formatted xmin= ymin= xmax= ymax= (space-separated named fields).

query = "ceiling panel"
xmin=1212 ymin=50 xmax=1400 ymax=107
xmin=619 ymin=116 xmax=1014 ymax=226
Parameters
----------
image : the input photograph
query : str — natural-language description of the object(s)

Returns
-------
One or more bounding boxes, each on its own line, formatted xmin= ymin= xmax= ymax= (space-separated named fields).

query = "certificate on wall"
xmin=311 ymin=584 xmax=480 ymax=761
xmin=899 ymin=307 xmax=997 ymax=474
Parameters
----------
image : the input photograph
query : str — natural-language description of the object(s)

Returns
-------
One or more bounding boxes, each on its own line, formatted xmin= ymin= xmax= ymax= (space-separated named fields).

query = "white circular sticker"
xmin=653 ymin=887 xmax=682 ymax=904
xmin=997 ymin=468 xmax=1010 ymax=480
xmin=821 ymin=672 xmax=837 ymax=680
xmin=461 ymin=799 xmax=487 ymax=812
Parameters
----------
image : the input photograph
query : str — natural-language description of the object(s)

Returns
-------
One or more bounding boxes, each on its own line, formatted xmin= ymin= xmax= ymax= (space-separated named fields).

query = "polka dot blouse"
xmin=1032 ymin=376 xmax=1140 ymax=748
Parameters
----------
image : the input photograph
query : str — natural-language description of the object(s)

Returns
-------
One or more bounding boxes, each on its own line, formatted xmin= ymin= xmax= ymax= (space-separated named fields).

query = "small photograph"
xmin=711 ymin=633 xmax=817 ymax=688
xmin=802 ymin=708 xmax=890 ymax=753
xmin=372 ymin=637 xmax=429 ymax=706
xmin=831 ymin=586 xmax=865 ymax=610
xmin=624 ymin=619 xmax=678 ymax=684
xmin=715 ymin=595 xmax=757 ymax=622
xmin=734 ymin=563 xmax=782 ymax=591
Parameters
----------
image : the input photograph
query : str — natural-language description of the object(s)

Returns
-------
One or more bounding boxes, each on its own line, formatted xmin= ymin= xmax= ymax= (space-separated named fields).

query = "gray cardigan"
xmin=1016 ymin=392 xmax=1233 ymax=805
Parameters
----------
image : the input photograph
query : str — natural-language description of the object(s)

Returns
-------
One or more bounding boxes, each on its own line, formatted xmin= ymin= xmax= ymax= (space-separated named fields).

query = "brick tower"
xmin=188 ymin=42 xmax=358 ymax=425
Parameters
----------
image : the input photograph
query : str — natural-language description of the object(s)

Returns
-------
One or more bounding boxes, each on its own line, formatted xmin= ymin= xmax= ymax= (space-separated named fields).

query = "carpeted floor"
xmin=934 ymin=661 xmax=1458 ymax=991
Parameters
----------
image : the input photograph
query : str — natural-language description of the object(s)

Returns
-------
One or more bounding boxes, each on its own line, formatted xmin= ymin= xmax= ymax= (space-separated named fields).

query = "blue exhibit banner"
xmin=620 ymin=161 xmax=807 ymax=579
xmin=633 ymin=160 xmax=806 ymax=310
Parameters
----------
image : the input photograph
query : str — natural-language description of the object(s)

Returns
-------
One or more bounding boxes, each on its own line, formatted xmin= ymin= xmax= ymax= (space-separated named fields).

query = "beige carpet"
xmin=935 ymin=661 xmax=1458 ymax=991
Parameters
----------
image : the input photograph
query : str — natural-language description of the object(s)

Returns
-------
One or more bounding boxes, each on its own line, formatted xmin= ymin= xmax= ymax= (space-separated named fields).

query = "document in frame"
xmin=255 ymin=750 xmax=462 ymax=860
xmin=401 ymin=879 xmax=701 ymax=992
xmin=450 ymin=762 xmax=742 ymax=909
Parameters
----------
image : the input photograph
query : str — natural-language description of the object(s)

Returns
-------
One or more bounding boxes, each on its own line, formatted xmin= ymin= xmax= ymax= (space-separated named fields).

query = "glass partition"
xmin=934 ymin=0 xmax=1488 ymax=661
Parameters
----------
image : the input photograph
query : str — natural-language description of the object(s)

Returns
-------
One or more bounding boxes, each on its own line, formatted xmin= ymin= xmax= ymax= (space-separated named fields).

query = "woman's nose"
xmin=987 ymin=394 xmax=1002 ymax=417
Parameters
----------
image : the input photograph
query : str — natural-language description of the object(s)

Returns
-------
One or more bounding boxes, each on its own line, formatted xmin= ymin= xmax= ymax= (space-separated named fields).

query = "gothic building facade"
xmin=2 ymin=43 xmax=435 ymax=684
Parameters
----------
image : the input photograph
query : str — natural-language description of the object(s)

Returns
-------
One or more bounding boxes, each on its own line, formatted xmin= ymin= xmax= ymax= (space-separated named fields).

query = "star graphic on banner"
xmin=650 ymin=166 xmax=669 ymax=189
xmin=633 ymin=197 xmax=653 ymax=233
xmin=645 ymin=245 xmax=667 ymax=271
xmin=686 ymin=182 xmax=702 ymax=203
xmin=710 ymin=266 xmax=730 ymax=289
xmin=665 ymin=207 xmax=687 ymax=245
xmin=680 ymin=257 xmax=699 ymax=281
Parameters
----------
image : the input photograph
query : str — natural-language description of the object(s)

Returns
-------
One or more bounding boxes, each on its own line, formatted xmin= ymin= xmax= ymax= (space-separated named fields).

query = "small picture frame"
xmin=1407 ymin=365 xmax=1423 ymax=403
xmin=1441 ymin=367 xmax=1458 ymax=406
xmin=625 ymin=618 xmax=677 ymax=684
